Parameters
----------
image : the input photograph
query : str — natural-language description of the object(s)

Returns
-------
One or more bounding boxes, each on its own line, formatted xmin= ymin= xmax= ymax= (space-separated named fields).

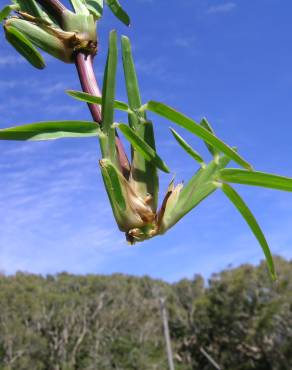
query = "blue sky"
xmin=0 ymin=0 xmax=292 ymax=281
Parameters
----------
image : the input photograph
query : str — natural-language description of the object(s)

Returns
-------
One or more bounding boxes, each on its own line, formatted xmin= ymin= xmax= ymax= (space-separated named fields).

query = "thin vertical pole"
xmin=159 ymin=298 xmax=175 ymax=370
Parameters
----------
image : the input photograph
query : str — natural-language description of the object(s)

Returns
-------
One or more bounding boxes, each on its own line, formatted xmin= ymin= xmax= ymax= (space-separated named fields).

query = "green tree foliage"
xmin=0 ymin=257 xmax=291 ymax=369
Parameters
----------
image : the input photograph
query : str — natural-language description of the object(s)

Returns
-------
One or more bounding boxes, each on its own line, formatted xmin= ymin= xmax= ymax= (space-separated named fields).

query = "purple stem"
xmin=75 ymin=53 xmax=103 ymax=122
xmin=75 ymin=53 xmax=130 ymax=177
xmin=36 ymin=0 xmax=130 ymax=176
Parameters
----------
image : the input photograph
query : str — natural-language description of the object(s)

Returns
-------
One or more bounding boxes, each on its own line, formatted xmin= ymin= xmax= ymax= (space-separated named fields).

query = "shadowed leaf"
xmin=4 ymin=25 xmax=45 ymax=69
xmin=117 ymin=124 xmax=170 ymax=173
xmin=12 ymin=0 xmax=43 ymax=17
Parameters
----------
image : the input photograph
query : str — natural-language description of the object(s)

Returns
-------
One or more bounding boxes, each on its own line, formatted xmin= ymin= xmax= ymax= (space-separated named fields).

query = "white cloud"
xmin=0 ymin=142 xmax=126 ymax=275
xmin=207 ymin=2 xmax=236 ymax=14
xmin=0 ymin=76 xmax=81 ymax=119
xmin=174 ymin=36 xmax=196 ymax=49
xmin=135 ymin=57 xmax=166 ymax=77
xmin=135 ymin=0 xmax=153 ymax=3
xmin=43 ymin=104 xmax=82 ymax=115
xmin=0 ymin=80 xmax=19 ymax=88
xmin=0 ymin=55 xmax=25 ymax=66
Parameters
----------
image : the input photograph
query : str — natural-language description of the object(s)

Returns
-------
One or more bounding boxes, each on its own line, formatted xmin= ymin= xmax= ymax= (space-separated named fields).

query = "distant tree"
xmin=0 ymin=258 xmax=291 ymax=369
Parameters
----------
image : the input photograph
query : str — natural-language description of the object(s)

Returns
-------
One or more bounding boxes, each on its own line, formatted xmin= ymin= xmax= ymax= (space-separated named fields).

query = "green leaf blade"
xmin=121 ymin=35 xmax=142 ymax=113
xmin=145 ymin=101 xmax=252 ymax=170
xmin=66 ymin=90 xmax=130 ymax=112
xmin=220 ymin=183 xmax=276 ymax=280
xmin=102 ymin=30 xmax=118 ymax=133
xmin=121 ymin=35 xmax=158 ymax=211
xmin=4 ymin=24 xmax=45 ymax=69
xmin=170 ymin=128 xmax=205 ymax=166
xmin=117 ymin=124 xmax=170 ymax=173
xmin=105 ymin=0 xmax=130 ymax=26
xmin=219 ymin=169 xmax=292 ymax=192
xmin=101 ymin=30 xmax=118 ymax=162
xmin=200 ymin=118 xmax=219 ymax=157
xmin=0 ymin=121 xmax=100 ymax=141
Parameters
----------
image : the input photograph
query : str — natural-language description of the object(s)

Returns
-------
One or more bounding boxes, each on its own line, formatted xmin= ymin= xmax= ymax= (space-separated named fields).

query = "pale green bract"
xmin=0 ymin=4 xmax=19 ymax=22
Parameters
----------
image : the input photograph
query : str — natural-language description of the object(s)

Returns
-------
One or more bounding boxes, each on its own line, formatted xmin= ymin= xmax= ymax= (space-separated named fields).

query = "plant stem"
xmin=75 ymin=53 xmax=102 ymax=122
xmin=36 ymin=0 xmax=130 ymax=176
xmin=75 ymin=53 xmax=130 ymax=177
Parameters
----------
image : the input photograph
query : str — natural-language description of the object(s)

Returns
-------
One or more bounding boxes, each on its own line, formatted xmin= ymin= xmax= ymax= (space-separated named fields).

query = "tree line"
xmin=0 ymin=256 xmax=291 ymax=369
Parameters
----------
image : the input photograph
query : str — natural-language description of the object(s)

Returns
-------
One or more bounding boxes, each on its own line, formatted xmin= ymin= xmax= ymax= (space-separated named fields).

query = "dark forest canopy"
xmin=0 ymin=256 xmax=291 ymax=369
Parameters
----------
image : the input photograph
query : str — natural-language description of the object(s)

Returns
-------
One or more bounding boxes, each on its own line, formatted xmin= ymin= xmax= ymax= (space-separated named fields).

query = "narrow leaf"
xmin=219 ymin=169 xmax=292 ymax=192
xmin=200 ymin=118 xmax=219 ymax=157
xmin=170 ymin=128 xmax=205 ymax=166
xmin=66 ymin=90 xmax=130 ymax=112
xmin=105 ymin=0 xmax=130 ymax=26
xmin=0 ymin=121 xmax=100 ymax=141
xmin=221 ymin=183 xmax=276 ymax=280
xmin=101 ymin=30 xmax=118 ymax=162
xmin=121 ymin=35 xmax=158 ymax=210
xmin=121 ymin=35 xmax=142 ymax=113
xmin=102 ymin=30 xmax=117 ymax=133
xmin=145 ymin=101 xmax=252 ymax=170
xmin=4 ymin=25 xmax=45 ymax=69
xmin=117 ymin=124 xmax=170 ymax=173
